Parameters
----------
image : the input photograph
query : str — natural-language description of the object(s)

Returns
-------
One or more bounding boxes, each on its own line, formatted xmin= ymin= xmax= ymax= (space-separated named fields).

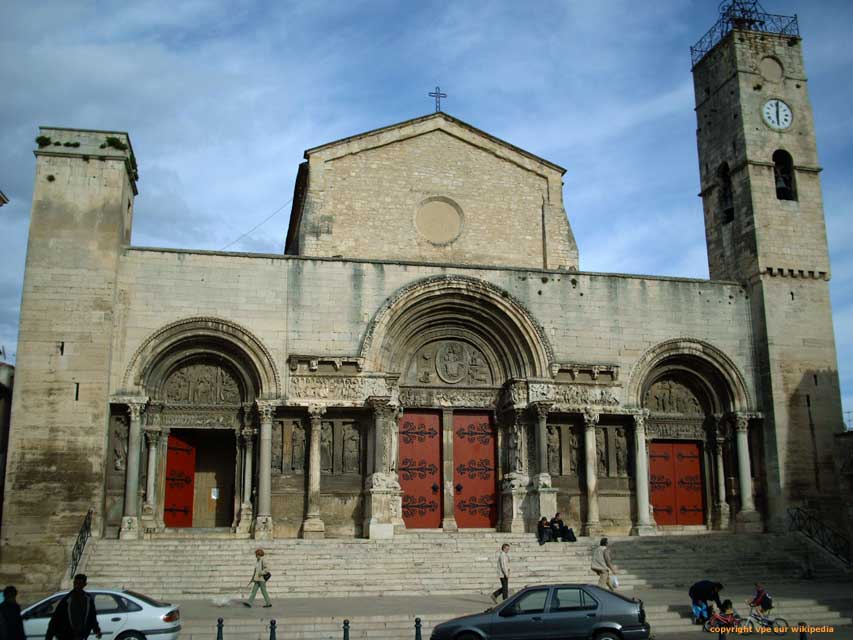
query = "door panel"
xmin=452 ymin=412 xmax=498 ymax=528
xmin=164 ymin=432 xmax=195 ymax=527
xmin=674 ymin=442 xmax=704 ymax=525
xmin=649 ymin=442 xmax=676 ymax=526
xmin=493 ymin=589 xmax=551 ymax=640
xmin=398 ymin=411 xmax=442 ymax=528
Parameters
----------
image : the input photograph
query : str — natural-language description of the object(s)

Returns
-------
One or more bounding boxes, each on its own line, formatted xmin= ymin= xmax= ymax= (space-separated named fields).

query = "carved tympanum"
xmin=163 ymin=363 xmax=242 ymax=405
xmin=645 ymin=378 xmax=704 ymax=416
xmin=409 ymin=340 xmax=492 ymax=386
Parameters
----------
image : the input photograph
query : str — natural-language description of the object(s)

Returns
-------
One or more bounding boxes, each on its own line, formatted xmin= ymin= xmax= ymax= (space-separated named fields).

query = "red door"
xmin=164 ymin=432 xmax=195 ymax=527
xmin=674 ymin=442 xmax=704 ymax=525
xmin=649 ymin=441 xmax=705 ymax=526
xmin=398 ymin=411 xmax=442 ymax=528
xmin=649 ymin=442 xmax=676 ymax=525
xmin=452 ymin=412 xmax=498 ymax=528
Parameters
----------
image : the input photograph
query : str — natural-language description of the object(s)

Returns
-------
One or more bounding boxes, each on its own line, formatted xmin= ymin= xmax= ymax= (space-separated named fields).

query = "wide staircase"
xmin=82 ymin=531 xmax=853 ymax=638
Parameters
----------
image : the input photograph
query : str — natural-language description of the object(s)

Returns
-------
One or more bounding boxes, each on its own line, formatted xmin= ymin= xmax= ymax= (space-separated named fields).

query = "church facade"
xmin=1 ymin=3 xmax=847 ymax=579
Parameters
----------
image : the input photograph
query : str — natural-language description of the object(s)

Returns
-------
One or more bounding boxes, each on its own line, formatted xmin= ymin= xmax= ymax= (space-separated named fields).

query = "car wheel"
xmin=116 ymin=632 xmax=146 ymax=640
xmin=594 ymin=631 xmax=621 ymax=640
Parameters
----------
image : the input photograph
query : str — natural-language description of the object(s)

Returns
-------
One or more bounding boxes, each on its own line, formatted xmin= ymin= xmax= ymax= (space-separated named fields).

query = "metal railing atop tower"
xmin=691 ymin=0 xmax=799 ymax=67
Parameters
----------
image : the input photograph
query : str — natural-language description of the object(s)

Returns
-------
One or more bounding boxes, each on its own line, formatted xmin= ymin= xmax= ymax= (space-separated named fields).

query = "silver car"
xmin=430 ymin=584 xmax=650 ymax=640
xmin=22 ymin=589 xmax=180 ymax=640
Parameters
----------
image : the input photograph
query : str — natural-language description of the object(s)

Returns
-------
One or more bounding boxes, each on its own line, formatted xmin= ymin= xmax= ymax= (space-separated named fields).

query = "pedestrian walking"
xmin=490 ymin=543 xmax=510 ymax=603
xmin=0 ymin=586 xmax=25 ymax=640
xmin=45 ymin=574 xmax=102 ymax=640
xmin=243 ymin=548 xmax=272 ymax=608
xmin=590 ymin=537 xmax=618 ymax=590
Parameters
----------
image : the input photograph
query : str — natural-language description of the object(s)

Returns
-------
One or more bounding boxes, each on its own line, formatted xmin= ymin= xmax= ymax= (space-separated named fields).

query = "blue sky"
xmin=1 ymin=1 xmax=851 ymax=424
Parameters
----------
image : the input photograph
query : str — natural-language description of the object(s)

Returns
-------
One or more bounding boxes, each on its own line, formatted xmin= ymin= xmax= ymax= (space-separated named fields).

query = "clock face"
xmin=762 ymin=99 xmax=792 ymax=130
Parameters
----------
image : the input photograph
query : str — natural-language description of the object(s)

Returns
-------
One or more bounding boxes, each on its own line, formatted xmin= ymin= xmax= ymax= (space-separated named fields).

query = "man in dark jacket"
xmin=0 ymin=586 xmax=26 ymax=640
xmin=46 ymin=574 xmax=102 ymax=640
xmin=549 ymin=513 xmax=576 ymax=542
xmin=688 ymin=580 xmax=724 ymax=624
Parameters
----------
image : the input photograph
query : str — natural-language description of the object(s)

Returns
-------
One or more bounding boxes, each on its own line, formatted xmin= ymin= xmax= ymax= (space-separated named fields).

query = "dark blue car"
xmin=430 ymin=584 xmax=650 ymax=640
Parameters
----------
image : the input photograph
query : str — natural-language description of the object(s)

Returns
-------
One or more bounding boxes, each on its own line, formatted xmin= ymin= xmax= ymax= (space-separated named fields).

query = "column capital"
xmin=632 ymin=408 xmax=650 ymax=430
xmin=241 ymin=426 xmax=258 ymax=442
xmin=734 ymin=413 xmax=750 ymax=433
xmin=143 ymin=428 xmax=162 ymax=447
xmin=366 ymin=396 xmax=399 ymax=419
xmin=582 ymin=407 xmax=600 ymax=428
xmin=308 ymin=405 xmax=327 ymax=421
xmin=529 ymin=401 xmax=553 ymax=420
xmin=255 ymin=400 xmax=278 ymax=422
xmin=127 ymin=400 xmax=148 ymax=420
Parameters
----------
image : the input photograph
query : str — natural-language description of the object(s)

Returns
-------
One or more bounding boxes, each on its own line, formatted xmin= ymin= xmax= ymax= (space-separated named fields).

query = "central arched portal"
xmin=363 ymin=275 xmax=554 ymax=531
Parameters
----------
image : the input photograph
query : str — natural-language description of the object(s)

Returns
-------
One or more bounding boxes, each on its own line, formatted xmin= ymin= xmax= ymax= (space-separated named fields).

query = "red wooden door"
xmin=398 ymin=411 xmax=442 ymax=528
xmin=164 ymin=432 xmax=195 ymax=527
xmin=649 ymin=442 xmax=676 ymax=525
xmin=674 ymin=442 xmax=704 ymax=525
xmin=649 ymin=441 xmax=705 ymax=526
xmin=452 ymin=412 xmax=498 ymax=528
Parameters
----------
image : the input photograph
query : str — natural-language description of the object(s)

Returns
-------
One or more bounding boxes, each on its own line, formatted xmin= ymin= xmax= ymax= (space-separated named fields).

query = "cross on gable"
xmin=428 ymin=86 xmax=447 ymax=112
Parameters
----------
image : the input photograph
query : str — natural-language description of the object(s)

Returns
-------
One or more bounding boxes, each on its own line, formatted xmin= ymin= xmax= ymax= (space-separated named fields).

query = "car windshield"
xmin=123 ymin=591 xmax=169 ymax=608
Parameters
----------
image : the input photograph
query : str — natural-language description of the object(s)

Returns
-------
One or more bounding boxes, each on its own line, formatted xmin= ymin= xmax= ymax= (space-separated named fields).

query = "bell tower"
xmin=692 ymin=1 xmax=844 ymax=529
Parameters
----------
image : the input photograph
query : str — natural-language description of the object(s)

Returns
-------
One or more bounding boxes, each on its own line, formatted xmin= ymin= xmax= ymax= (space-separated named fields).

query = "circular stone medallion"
xmin=415 ymin=197 xmax=463 ymax=245
xmin=759 ymin=56 xmax=784 ymax=83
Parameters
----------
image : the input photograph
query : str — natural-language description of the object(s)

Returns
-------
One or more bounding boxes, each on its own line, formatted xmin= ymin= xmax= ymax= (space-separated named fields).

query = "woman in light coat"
xmin=243 ymin=548 xmax=272 ymax=607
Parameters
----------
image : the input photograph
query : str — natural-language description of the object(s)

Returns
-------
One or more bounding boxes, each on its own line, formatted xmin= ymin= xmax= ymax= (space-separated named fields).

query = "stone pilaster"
xmin=254 ymin=400 xmax=276 ymax=539
xmin=712 ymin=415 xmax=731 ymax=530
xmin=734 ymin=413 xmax=762 ymax=532
xmin=441 ymin=409 xmax=459 ymax=532
xmin=363 ymin=397 xmax=402 ymax=539
xmin=302 ymin=405 xmax=326 ymax=538
xmin=630 ymin=410 xmax=656 ymax=536
xmin=582 ymin=408 xmax=603 ymax=537
xmin=236 ymin=424 xmax=256 ymax=535
xmin=120 ymin=400 xmax=147 ymax=540
xmin=500 ymin=409 xmax=530 ymax=533
xmin=530 ymin=402 xmax=557 ymax=521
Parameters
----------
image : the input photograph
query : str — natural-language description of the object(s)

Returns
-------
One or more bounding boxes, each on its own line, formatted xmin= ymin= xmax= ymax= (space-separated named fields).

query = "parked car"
xmin=22 ymin=589 xmax=180 ymax=640
xmin=430 ymin=584 xmax=650 ymax=640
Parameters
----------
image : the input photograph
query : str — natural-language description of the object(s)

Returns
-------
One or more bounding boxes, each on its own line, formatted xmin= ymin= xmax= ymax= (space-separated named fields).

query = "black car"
xmin=430 ymin=584 xmax=650 ymax=640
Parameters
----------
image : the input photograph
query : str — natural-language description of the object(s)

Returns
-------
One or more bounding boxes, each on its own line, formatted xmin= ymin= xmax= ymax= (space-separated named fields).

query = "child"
xmin=746 ymin=582 xmax=771 ymax=616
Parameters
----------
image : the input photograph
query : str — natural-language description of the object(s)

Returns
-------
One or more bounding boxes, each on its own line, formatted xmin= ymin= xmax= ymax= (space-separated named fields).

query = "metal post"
xmin=269 ymin=619 xmax=277 ymax=640
xmin=343 ymin=619 xmax=350 ymax=640
xmin=216 ymin=618 xmax=223 ymax=640
xmin=414 ymin=617 xmax=422 ymax=640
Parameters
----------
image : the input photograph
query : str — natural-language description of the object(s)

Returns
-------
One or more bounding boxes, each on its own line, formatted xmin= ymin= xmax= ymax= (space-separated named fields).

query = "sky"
xmin=1 ymin=0 xmax=851 ymax=424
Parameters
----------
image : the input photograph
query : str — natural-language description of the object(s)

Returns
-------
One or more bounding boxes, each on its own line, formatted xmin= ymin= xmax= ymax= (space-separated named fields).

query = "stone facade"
xmin=0 ymin=7 xmax=846 ymax=593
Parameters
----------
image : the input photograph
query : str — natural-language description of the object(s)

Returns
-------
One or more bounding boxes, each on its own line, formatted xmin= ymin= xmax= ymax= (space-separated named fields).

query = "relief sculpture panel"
xmin=645 ymin=379 xmax=704 ymax=416
xmin=291 ymin=422 xmax=306 ymax=471
xmin=409 ymin=340 xmax=493 ymax=386
xmin=163 ymin=363 xmax=242 ymax=405
xmin=320 ymin=421 xmax=333 ymax=472
xmin=596 ymin=429 xmax=607 ymax=477
xmin=615 ymin=427 xmax=629 ymax=477
xmin=546 ymin=425 xmax=561 ymax=475
xmin=342 ymin=423 xmax=361 ymax=474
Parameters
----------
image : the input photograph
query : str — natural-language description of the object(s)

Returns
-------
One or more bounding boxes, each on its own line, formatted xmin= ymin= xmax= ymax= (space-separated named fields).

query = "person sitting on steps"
xmin=537 ymin=517 xmax=554 ymax=545
xmin=549 ymin=512 xmax=577 ymax=542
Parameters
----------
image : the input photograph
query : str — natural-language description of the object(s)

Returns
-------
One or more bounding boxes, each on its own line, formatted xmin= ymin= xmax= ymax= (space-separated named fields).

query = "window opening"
xmin=773 ymin=150 xmax=796 ymax=200
xmin=717 ymin=163 xmax=734 ymax=223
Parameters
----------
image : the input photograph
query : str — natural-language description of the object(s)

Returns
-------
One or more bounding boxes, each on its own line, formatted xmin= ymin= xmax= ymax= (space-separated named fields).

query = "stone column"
xmin=142 ymin=429 xmax=160 ymax=517
xmin=441 ymin=409 xmax=458 ymax=532
xmin=302 ymin=405 xmax=326 ymax=538
xmin=712 ymin=415 xmax=731 ymax=530
xmin=363 ymin=397 xmax=402 ymax=539
xmin=530 ymin=402 xmax=557 ymax=521
xmin=734 ymin=413 xmax=762 ymax=531
xmin=254 ymin=401 xmax=276 ymax=539
xmin=630 ymin=410 xmax=656 ymax=536
xmin=500 ymin=409 xmax=530 ymax=533
xmin=236 ymin=425 xmax=256 ymax=534
xmin=582 ymin=409 xmax=603 ymax=537
xmin=120 ymin=401 xmax=146 ymax=540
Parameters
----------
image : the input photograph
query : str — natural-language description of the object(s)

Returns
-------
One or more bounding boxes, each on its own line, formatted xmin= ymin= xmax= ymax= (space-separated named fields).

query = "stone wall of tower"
xmin=0 ymin=129 xmax=136 ymax=590
xmin=693 ymin=29 xmax=844 ymax=529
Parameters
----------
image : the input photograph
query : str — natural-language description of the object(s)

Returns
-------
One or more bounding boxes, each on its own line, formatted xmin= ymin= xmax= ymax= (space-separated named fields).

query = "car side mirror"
xmin=499 ymin=606 xmax=516 ymax=618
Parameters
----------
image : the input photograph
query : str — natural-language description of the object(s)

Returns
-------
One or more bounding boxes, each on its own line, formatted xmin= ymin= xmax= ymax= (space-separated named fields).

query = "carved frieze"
xmin=288 ymin=375 xmax=392 ymax=404
xmin=409 ymin=340 xmax=492 ymax=385
xmin=158 ymin=408 xmax=241 ymax=429
xmin=645 ymin=379 xmax=704 ymax=416
xmin=163 ymin=363 xmax=242 ymax=405
xmin=527 ymin=382 xmax=620 ymax=408
xmin=646 ymin=419 xmax=706 ymax=440
xmin=398 ymin=387 xmax=498 ymax=408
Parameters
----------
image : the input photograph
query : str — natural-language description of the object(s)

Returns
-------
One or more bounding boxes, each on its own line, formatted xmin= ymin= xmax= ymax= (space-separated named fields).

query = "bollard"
xmin=269 ymin=619 xmax=277 ymax=640
xmin=343 ymin=619 xmax=350 ymax=640
xmin=798 ymin=621 xmax=809 ymax=640
xmin=216 ymin=617 xmax=224 ymax=640
xmin=414 ymin=617 xmax=422 ymax=640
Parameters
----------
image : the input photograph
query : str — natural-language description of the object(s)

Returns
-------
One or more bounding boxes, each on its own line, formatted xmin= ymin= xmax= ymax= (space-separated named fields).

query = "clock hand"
xmin=776 ymin=101 xmax=780 ymax=125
